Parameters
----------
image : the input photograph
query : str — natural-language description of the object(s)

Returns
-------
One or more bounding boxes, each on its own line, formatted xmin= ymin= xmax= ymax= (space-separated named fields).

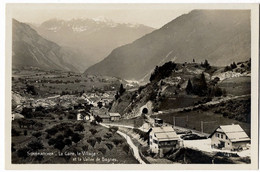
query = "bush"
xmin=72 ymin=133 xmax=82 ymax=145
xmin=54 ymin=141 xmax=65 ymax=152
xmin=122 ymin=143 xmax=130 ymax=154
xmin=35 ymin=155 xmax=44 ymax=162
xmin=64 ymin=128 xmax=74 ymax=138
xmin=17 ymin=148 xmax=30 ymax=159
xmin=112 ymin=138 xmax=124 ymax=146
xmin=45 ymin=127 xmax=58 ymax=135
xmin=27 ymin=140 xmax=44 ymax=151
xmin=64 ymin=138 xmax=72 ymax=146
xmin=56 ymin=134 xmax=64 ymax=142
xmin=21 ymin=107 xmax=33 ymax=118
xmin=89 ymin=128 xmax=98 ymax=135
xmin=24 ymin=130 xmax=28 ymax=136
xmin=12 ymin=143 xmax=16 ymax=152
xmin=48 ymin=138 xmax=56 ymax=146
xmin=74 ymin=124 xmax=84 ymax=132
xmin=82 ymin=145 xmax=88 ymax=151
xmin=87 ymin=138 xmax=96 ymax=148
xmin=109 ymin=126 xmax=118 ymax=134
xmin=98 ymin=148 xmax=107 ymax=155
xmin=104 ymin=132 xmax=113 ymax=139
xmin=45 ymin=134 xmax=51 ymax=139
xmin=105 ymin=143 xmax=114 ymax=150
xmin=32 ymin=132 xmax=42 ymax=138
xmin=12 ymin=128 xmax=20 ymax=137
xmin=96 ymin=137 xmax=102 ymax=144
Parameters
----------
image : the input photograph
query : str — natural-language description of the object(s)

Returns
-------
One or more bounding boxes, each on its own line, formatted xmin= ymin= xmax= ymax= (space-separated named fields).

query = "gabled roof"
xmin=209 ymin=124 xmax=250 ymax=142
xmin=109 ymin=113 xmax=121 ymax=117
xmin=152 ymin=126 xmax=175 ymax=133
xmin=150 ymin=126 xmax=179 ymax=141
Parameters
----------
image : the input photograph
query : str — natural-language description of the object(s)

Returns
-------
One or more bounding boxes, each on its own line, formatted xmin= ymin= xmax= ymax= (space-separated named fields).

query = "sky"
xmin=10 ymin=4 xmax=191 ymax=28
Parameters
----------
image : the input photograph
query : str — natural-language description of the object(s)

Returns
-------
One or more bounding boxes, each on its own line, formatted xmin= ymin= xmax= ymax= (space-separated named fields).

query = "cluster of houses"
xmin=148 ymin=118 xmax=250 ymax=157
xmin=77 ymin=106 xmax=121 ymax=122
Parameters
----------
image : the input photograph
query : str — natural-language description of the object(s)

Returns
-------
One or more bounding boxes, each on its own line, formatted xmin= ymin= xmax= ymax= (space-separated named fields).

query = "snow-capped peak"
xmin=92 ymin=16 xmax=112 ymax=23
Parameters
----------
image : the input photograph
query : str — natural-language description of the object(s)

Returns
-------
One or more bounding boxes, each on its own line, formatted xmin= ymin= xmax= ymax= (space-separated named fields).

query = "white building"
xmin=149 ymin=126 xmax=180 ymax=157
xmin=109 ymin=113 xmax=121 ymax=121
xmin=209 ymin=124 xmax=250 ymax=150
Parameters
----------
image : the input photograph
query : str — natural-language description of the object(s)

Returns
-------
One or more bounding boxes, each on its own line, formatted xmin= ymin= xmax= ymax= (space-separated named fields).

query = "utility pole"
xmin=173 ymin=116 xmax=175 ymax=128
xmin=201 ymin=121 xmax=203 ymax=133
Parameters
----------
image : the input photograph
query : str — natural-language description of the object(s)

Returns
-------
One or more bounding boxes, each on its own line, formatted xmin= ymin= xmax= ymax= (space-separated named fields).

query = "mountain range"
xmin=31 ymin=17 xmax=155 ymax=71
xmin=12 ymin=19 xmax=83 ymax=72
xmin=85 ymin=10 xmax=251 ymax=81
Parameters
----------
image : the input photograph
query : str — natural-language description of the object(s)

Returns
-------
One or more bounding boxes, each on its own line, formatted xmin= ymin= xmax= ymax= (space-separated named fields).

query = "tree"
xmin=12 ymin=143 xmax=16 ymax=152
xmin=95 ymin=115 xmax=103 ymax=123
xmin=119 ymin=84 xmax=126 ymax=95
xmin=56 ymin=134 xmax=64 ymax=142
xmin=186 ymin=79 xmax=193 ymax=94
xmin=193 ymin=59 xmax=195 ymax=63
xmin=48 ymin=138 xmax=56 ymax=146
xmin=122 ymin=143 xmax=130 ymax=154
xmin=75 ymin=124 xmax=84 ymax=132
xmin=21 ymin=107 xmax=33 ymax=119
xmin=150 ymin=61 xmax=177 ymax=82
xmin=32 ymin=132 xmax=42 ymax=139
xmin=98 ymin=148 xmax=106 ymax=155
xmin=231 ymin=62 xmax=237 ymax=69
xmin=97 ymin=102 xmax=103 ymax=108
xmin=64 ymin=138 xmax=72 ymax=146
xmin=17 ymin=148 xmax=30 ymax=159
xmin=45 ymin=127 xmax=58 ymax=135
xmin=27 ymin=140 xmax=44 ymax=151
xmin=26 ymin=84 xmax=37 ymax=95
xmin=201 ymin=60 xmax=211 ymax=69
xmin=72 ymin=133 xmax=82 ymax=145
xmin=87 ymin=138 xmax=97 ymax=148
xmin=54 ymin=141 xmax=65 ymax=152
xmin=64 ymin=128 xmax=74 ymax=138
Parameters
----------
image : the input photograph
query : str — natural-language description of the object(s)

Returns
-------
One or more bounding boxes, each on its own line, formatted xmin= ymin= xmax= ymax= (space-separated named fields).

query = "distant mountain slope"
xmin=12 ymin=19 xmax=83 ymax=72
xmin=85 ymin=10 xmax=250 ymax=80
xmin=33 ymin=18 xmax=155 ymax=70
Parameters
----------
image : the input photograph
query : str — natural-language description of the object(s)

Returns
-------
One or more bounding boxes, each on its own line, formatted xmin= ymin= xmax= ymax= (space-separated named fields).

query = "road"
xmin=100 ymin=123 xmax=146 ymax=164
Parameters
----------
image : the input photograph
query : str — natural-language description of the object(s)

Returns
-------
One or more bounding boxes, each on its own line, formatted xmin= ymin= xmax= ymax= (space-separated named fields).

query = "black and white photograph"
xmin=4 ymin=3 xmax=259 ymax=170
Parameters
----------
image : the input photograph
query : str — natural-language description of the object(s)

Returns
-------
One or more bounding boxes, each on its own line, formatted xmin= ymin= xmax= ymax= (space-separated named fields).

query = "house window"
xmin=153 ymin=139 xmax=158 ymax=144
xmin=226 ymin=135 xmax=228 ymax=139
xmin=215 ymin=133 xmax=218 ymax=137
xmin=221 ymin=134 xmax=223 ymax=139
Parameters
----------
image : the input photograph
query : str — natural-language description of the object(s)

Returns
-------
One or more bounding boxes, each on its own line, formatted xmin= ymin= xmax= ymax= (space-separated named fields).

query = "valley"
xmin=11 ymin=9 xmax=252 ymax=165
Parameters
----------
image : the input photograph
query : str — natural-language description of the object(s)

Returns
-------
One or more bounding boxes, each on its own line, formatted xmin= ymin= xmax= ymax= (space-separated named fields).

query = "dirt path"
xmin=100 ymin=123 xmax=146 ymax=164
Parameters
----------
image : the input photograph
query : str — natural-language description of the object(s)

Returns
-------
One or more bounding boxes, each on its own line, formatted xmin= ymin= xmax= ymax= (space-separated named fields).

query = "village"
xmin=11 ymin=68 xmax=251 ymax=164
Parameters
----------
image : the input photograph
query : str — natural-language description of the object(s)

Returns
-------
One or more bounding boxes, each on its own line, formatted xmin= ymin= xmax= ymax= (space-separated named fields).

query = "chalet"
xmin=149 ymin=126 xmax=180 ymax=157
xmin=209 ymin=124 xmax=250 ymax=150
xmin=109 ymin=113 xmax=121 ymax=121
xmin=93 ymin=107 xmax=110 ymax=122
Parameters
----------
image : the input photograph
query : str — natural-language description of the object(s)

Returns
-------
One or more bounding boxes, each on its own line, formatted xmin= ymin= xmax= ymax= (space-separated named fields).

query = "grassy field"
xmin=219 ymin=76 xmax=250 ymax=96
xmin=155 ymin=110 xmax=250 ymax=136
xmin=158 ymin=95 xmax=204 ymax=110
xmin=12 ymin=68 xmax=121 ymax=98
